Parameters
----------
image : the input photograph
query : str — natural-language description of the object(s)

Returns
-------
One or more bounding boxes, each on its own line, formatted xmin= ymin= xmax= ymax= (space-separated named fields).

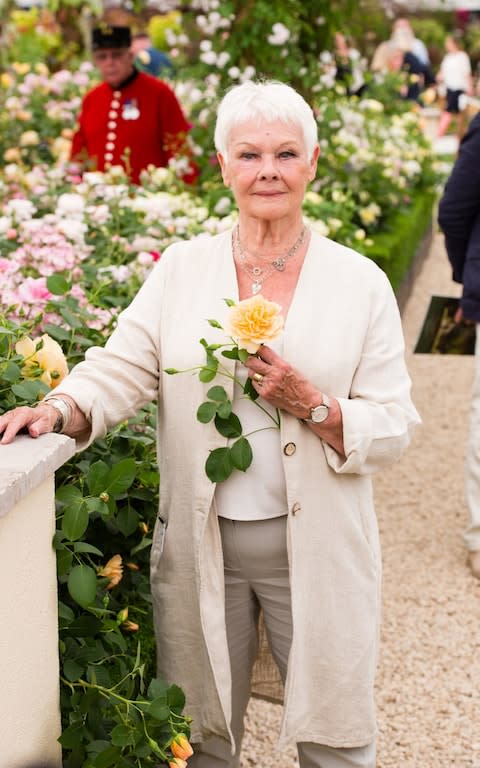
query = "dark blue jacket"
xmin=438 ymin=113 xmax=480 ymax=322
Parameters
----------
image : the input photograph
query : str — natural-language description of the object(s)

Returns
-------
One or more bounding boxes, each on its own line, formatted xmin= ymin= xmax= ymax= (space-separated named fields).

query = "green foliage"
xmin=148 ymin=11 xmax=182 ymax=51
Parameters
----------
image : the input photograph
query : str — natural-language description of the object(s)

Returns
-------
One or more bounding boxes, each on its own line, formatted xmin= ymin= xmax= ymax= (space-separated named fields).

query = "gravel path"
xmin=241 ymin=232 xmax=480 ymax=767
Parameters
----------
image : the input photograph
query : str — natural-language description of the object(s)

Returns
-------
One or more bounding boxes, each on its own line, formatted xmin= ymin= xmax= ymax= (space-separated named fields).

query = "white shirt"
xmin=441 ymin=51 xmax=471 ymax=91
xmin=215 ymin=334 xmax=288 ymax=520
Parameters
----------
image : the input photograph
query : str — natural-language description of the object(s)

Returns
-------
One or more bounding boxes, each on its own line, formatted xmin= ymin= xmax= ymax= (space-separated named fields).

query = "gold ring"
xmin=253 ymin=372 xmax=264 ymax=383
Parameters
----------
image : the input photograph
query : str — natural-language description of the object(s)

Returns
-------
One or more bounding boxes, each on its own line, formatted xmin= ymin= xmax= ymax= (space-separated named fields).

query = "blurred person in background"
xmin=438 ymin=111 xmax=480 ymax=579
xmin=370 ymin=38 xmax=434 ymax=102
xmin=436 ymin=33 xmax=473 ymax=142
xmin=333 ymin=32 xmax=367 ymax=96
xmin=131 ymin=31 xmax=175 ymax=79
xmin=391 ymin=16 xmax=430 ymax=67
xmin=70 ymin=24 xmax=197 ymax=184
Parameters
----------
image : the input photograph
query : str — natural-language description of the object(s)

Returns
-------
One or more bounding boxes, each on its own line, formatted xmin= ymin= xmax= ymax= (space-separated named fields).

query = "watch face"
xmin=311 ymin=405 xmax=329 ymax=423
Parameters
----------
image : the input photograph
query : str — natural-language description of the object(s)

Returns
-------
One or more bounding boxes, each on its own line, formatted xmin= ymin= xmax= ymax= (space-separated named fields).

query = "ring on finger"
xmin=253 ymin=372 xmax=264 ymax=383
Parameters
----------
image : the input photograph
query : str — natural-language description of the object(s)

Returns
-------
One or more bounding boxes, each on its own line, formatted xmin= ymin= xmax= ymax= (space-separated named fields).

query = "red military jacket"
xmin=70 ymin=70 xmax=196 ymax=184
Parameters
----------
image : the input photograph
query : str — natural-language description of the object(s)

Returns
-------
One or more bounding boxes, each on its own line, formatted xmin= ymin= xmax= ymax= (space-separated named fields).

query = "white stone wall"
xmin=0 ymin=434 xmax=75 ymax=768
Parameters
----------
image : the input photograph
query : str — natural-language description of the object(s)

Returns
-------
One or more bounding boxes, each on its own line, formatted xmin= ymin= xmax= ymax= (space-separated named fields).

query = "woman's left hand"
xmin=246 ymin=345 xmax=322 ymax=420
xmin=246 ymin=345 xmax=345 ymax=455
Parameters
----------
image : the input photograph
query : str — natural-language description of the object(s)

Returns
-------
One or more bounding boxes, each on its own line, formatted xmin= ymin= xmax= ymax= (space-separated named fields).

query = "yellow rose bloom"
xmin=98 ymin=554 xmax=123 ymax=589
xmin=19 ymin=130 xmax=40 ymax=147
xmin=16 ymin=334 xmax=69 ymax=389
xmin=0 ymin=73 xmax=13 ymax=88
xmin=4 ymin=147 xmax=21 ymax=162
xmin=12 ymin=62 xmax=30 ymax=75
xmin=225 ymin=295 xmax=284 ymax=354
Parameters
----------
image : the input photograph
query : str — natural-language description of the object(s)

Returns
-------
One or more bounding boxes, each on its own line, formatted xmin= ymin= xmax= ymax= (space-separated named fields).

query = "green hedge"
xmin=366 ymin=190 xmax=437 ymax=292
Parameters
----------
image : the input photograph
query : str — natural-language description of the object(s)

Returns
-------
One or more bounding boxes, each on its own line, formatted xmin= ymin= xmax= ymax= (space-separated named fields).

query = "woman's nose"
xmin=258 ymin=155 xmax=279 ymax=179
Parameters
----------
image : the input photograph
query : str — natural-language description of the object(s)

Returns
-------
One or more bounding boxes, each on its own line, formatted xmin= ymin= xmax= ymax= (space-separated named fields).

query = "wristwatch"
xmin=303 ymin=393 xmax=330 ymax=424
xmin=43 ymin=397 xmax=71 ymax=433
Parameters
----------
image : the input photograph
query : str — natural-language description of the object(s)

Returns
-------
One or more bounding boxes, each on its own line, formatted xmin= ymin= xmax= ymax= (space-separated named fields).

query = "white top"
xmin=215 ymin=334 xmax=288 ymax=520
xmin=440 ymin=51 xmax=471 ymax=91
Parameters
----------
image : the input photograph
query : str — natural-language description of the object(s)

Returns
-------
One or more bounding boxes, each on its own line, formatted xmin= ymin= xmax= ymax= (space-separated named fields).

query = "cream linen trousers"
xmin=464 ymin=325 xmax=480 ymax=551
xmin=189 ymin=516 xmax=376 ymax=768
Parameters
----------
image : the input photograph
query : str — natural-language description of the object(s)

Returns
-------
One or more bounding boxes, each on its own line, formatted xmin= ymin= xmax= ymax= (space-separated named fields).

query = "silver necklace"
xmin=233 ymin=225 xmax=307 ymax=295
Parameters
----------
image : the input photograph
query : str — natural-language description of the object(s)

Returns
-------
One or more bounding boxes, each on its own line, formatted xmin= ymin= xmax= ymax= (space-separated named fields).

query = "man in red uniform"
xmin=70 ymin=24 xmax=197 ymax=184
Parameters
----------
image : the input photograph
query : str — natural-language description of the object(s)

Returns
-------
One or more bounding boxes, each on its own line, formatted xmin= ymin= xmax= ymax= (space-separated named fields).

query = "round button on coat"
xmin=283 ymin=442 xmax=296 ymax=456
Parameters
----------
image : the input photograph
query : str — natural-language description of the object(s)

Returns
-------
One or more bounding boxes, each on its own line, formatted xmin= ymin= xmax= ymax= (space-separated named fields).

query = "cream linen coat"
xmin=56 ymin=229 xmax=420 ymax=751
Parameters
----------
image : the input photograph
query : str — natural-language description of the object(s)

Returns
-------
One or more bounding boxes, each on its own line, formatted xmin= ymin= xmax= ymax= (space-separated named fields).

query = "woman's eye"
xmin=240 ymin=152 xmax=257 ymax=160
xmin=279 ymin=150 xmax=296 ymax=159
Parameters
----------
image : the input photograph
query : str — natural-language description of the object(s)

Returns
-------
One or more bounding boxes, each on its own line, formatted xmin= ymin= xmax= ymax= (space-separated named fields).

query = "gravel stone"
xmin=240 ymin=233 xmax=480 ymax=767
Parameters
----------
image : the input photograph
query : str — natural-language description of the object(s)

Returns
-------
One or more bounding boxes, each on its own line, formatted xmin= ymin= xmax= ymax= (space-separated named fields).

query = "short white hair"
xmin=214 ymin=80 xmax=319 ymax=161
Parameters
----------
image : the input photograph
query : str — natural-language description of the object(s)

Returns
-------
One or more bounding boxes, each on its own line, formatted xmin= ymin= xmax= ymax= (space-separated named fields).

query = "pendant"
xmin=252 ymin=281 xmax=262 ymax=294
xmin=272 ymin=258 xmax=286 ymax=271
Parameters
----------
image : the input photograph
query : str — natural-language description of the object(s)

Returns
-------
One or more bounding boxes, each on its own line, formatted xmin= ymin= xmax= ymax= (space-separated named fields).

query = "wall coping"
xmin=0 ymin=433 xmax=76 ymax=519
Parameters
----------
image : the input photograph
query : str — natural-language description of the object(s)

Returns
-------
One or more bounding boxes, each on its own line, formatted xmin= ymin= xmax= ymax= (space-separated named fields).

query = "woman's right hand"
xmin=0 ymin=403 xmax=59 ymax=445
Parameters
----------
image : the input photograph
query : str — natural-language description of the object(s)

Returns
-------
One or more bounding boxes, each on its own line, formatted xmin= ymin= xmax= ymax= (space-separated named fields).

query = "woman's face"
xmin=217 ymin=119 xmax=319 ymax=222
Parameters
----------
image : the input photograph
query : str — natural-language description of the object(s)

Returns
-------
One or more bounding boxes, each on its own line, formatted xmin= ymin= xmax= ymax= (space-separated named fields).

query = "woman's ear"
xmin=217 ymin=152 xmax=230 ymax=186
xmin=308 ymin=145 xmax=320 ymax=181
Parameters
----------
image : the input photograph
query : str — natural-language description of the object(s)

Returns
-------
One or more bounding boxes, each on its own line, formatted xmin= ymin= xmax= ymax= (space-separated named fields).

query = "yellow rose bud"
xmin=16 ymin=334 xmax=68 ymax=389
xmin=126 ymin=562 xmax=140 ymax=571
xmin=139 ymin=522 xmax=149 ymax=535
xmin=168 ymin=759 xmax=188 ymax=768
xmin=225 ymin=294 xmax=284 ymax=354
xmin=121 ymin=620 xmax=139 ymax=632
xmin=117 ymin=607 xmax=129 ymax=623
xmin=171 ymin=734 xmax=194 ymax=760
xmin=98 ymin=554 xmax=123 ymax=589
xmin=99 ymin=492 xmax=109 ymax=502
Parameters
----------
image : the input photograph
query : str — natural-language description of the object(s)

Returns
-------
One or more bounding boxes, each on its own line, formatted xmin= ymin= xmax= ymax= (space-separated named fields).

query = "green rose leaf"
xmin=58 ymin=721 xmax=86 ymax=749
xmin=86 ymin=460 xmax=110 ymax=496
xmin=93 ymin=746 xmax=122 ymax=768
xmin=199 ymin=366 xmax=217 ymax=383
xmin=214 ymin=412 xmax=242 ymax=438
xmin=243 ymin=377 xmax=259 ymax=401
xmin=56 ymin=547 xmax=73 ymax=577
xmin=62 ymin=501 xmax=89 ymax=542
xmin=111 ymin=724 xmax=135 ymax=748
xmin=197 ymin=401 xmax=217 ymax=423
xmin=67 ymin=564 xmax=98 ymax=608
xmin=167 ymin=683 xmax=186 ymax=711
xmin=2 ymin=361 xmax=21 ymax=383
xmin=207 ymin=385 xmax=228 ymax=402
xmin=238 ymin=348 xmax=250 ymax=363
xmin=104 ymin=458 xmax=137 ymax=494
xmin=148 ymin=678 xmax=169 ymax=700
xmin=222 ymin=348 xmax=240 ymax=360
xmin=149 ymin=697 xmax=171 ymax=721
xmin=46 ymin=274 xmax=71 ymax=295
xmin=230 ymin=437 xmax=253 ymax=472
xmin=217 ymin=401 xmax=232 ymax=419
xmin=56 ymin=484 xmax=84 ymax=505
xmin=205 ymin=447 xmax=234 ymax=483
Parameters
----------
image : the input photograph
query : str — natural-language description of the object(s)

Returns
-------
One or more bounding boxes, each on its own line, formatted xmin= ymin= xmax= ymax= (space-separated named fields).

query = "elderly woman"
xmin=0 ymin=81 xmax=420 ymax=767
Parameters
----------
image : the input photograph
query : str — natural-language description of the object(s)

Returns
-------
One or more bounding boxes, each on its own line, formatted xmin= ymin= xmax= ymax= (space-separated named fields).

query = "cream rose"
xmin=225 ymin=294 xmax=284 ymax=354
xmin=16 ymin=334 xmax=69 ymax=389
